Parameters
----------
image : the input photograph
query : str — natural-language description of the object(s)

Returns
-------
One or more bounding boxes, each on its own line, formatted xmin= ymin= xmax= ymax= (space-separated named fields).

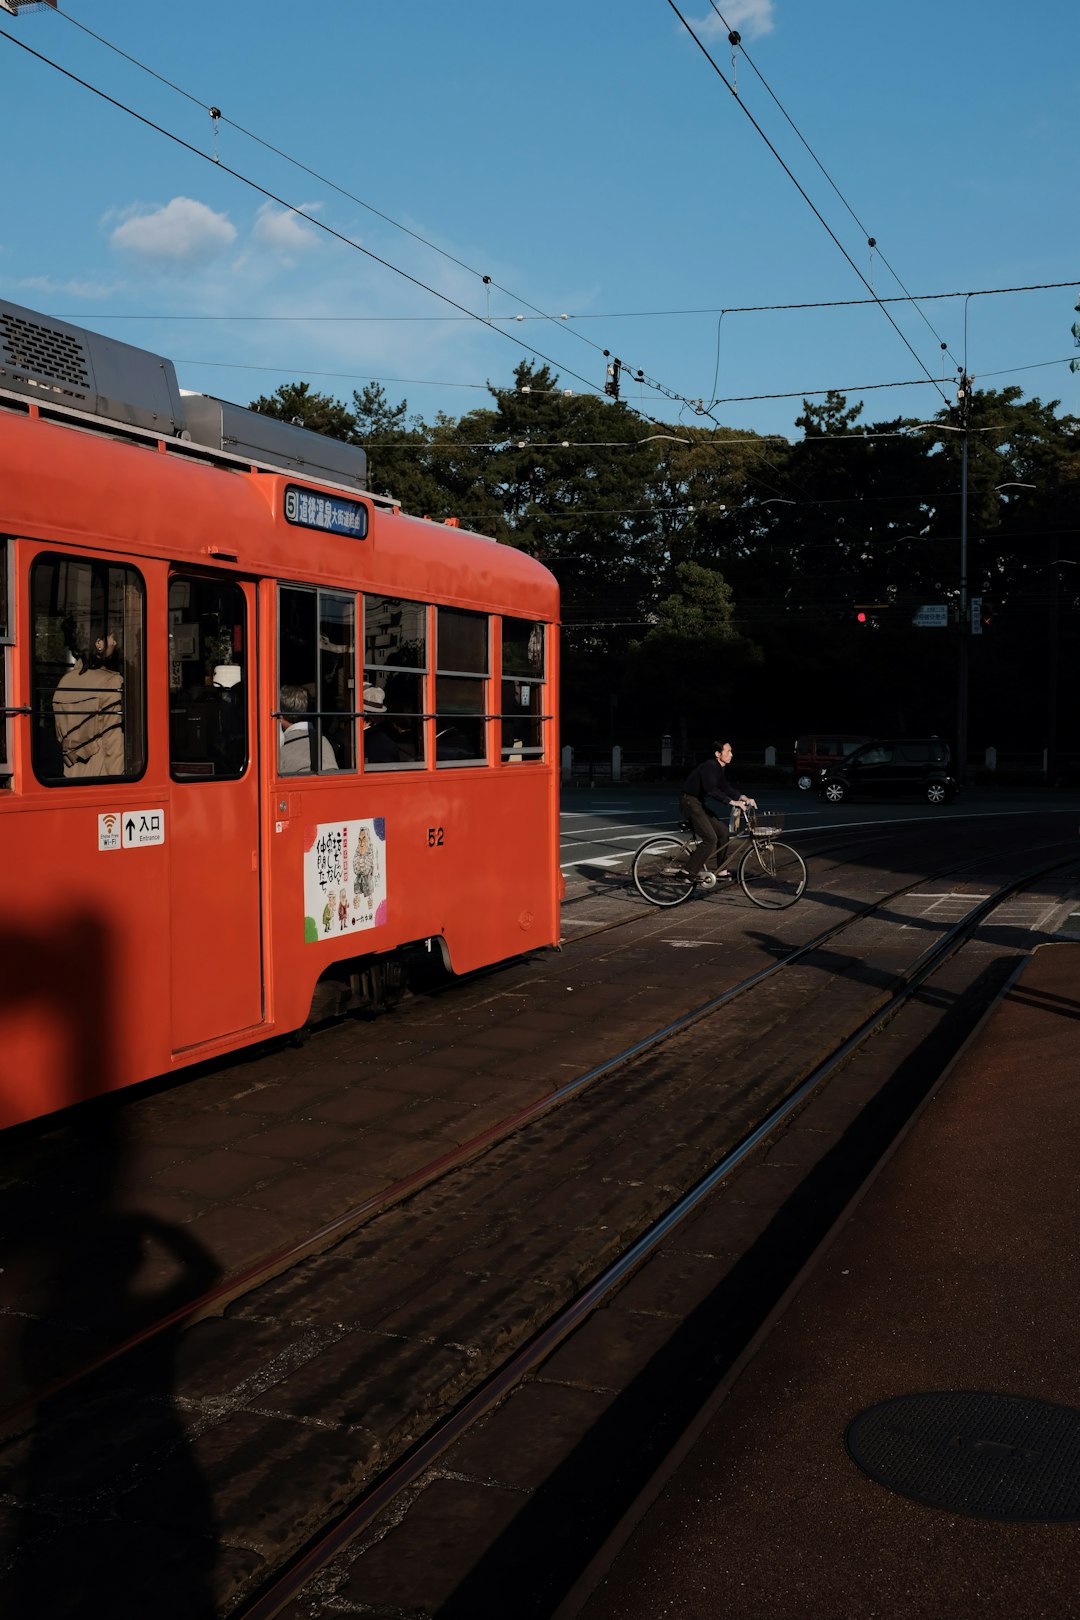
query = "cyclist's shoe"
xmin=660 ymin=863 xmax=686 ymax=876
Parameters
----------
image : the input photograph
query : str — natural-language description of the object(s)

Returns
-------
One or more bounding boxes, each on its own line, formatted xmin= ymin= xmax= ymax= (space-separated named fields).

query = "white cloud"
xmin=109 ymin=197 xmax=237 ymax=264
xmin=17 ymin=274 xmax=120 ymax=301
xmin=691 ymin=0 xmax=775 ymax=41
xmin=251 ymin=202 xmax=321 ymax=257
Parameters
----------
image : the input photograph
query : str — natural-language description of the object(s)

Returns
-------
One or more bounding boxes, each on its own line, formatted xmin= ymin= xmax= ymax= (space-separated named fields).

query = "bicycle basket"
xmin=748 ymin=811 xmax=784 ymax=838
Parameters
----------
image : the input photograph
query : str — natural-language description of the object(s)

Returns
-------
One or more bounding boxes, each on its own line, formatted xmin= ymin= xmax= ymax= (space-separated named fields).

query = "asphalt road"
xmin=559 ymin=783 xmax=1080 ymax=891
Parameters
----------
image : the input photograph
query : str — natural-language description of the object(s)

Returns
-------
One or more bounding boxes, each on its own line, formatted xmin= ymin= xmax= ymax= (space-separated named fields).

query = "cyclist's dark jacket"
xmin=681 ymin=758 xmax=740 ymax=809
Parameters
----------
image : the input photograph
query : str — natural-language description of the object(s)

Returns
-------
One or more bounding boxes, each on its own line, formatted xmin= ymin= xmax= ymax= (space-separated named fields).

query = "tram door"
xmin=167 ymin=572 xmax=263 ymax=1050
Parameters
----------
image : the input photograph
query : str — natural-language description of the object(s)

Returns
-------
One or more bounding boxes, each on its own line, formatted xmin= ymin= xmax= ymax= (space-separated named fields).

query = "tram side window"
xmin=278 ymin=585 xmax=357 ymax=775
xmin=501 ymin=618 xmax=546 ymax=762
xmin=168 ymin=576 xmax=247 ymax=780
xmin=0 ymin=538 xmax=11 ymax=783
xmin=363 ymin=595 xmax=427 ymax=769
xmin=30 ymin=555 xmax=146 ymax=785
xmin=435 ymin=607 xmax=489 ymax=766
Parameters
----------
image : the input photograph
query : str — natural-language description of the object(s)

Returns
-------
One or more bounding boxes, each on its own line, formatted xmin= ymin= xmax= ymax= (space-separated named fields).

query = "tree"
xmin=249 ymin=380 xmax=358 ymax=441
xmin=624 ymin=561 xmax=761 ymax=749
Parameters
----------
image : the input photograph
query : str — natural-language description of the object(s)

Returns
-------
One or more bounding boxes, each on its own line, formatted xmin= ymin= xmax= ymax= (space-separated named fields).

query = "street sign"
xmin=912 ymin=604 xmax=948 ymax=627
xmin=970 ymin=595 xmax=982 ymax=635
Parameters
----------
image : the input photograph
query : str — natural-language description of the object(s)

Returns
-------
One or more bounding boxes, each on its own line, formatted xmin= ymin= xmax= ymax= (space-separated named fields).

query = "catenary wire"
xmin=174 ymin=355 xmax=1070 ymax=410
xmin=58 ymin=278 xmax=1080 ymax=321
xmin=44 ymin=5 xmax=720 ymax=428
xmin=665 ymin=0 xmax=951 ymax=406
xmin=0 ymin=25 xmax=631 ymax=409
xmin=707 ymin=1 xmax=960 ymax=371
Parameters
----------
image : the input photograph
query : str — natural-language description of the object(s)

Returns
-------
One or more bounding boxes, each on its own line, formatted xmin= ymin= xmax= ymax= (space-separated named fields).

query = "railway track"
xmin=2 ymin=823 xmax=1078 ymax=1614
xmin=230 ymin=845 xmax=1080 ymax=1618
xmin=0 ymin=819 xmax=1062 ymax=1433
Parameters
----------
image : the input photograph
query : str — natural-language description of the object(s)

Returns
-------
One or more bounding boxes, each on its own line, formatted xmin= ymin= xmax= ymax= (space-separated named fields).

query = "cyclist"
xmin=678 ymin=740 xmax=757 ymax=886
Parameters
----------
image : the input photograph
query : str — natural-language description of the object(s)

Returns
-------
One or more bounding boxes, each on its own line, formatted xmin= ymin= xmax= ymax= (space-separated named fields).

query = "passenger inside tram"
xmin=362 ymin=684 xmax=415 ymax=766
xmin=278 ymin=682 xmax=339 ymax=774
xmin=52 ymin=618 xmax=125 ymax=779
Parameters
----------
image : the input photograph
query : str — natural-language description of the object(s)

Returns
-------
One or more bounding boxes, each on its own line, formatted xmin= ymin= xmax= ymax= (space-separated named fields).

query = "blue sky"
xmin=1 ymin=0 xmax=1077 ymax=444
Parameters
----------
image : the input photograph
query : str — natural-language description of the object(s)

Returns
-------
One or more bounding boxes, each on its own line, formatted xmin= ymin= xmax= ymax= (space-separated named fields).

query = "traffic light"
xmin=981 ymin=600 xmax=992 ymax=631
xmin=853 ymin=603 xmax=887 ymax=625
xmin=856 ymin=609 xmax=868 ymax=624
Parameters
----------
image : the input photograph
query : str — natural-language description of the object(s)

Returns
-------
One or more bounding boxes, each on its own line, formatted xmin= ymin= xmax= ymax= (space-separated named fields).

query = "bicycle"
xmin=632 ymin=809 xmax=807 ymax=910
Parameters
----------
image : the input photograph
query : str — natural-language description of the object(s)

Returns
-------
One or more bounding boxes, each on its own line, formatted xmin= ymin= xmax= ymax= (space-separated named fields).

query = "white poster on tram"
xmin=303 ymin=817 xmax=387 ymax=942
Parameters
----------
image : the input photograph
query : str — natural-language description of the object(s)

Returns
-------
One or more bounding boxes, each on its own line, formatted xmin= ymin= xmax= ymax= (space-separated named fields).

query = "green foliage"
xmin=248 ymin=365 xmax=1080 ymax=756
xmin=249 ymin=380 xmax=358 ymax=441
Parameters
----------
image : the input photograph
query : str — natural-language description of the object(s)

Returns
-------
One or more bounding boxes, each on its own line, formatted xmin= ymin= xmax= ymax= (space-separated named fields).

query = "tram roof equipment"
xmin=0 ymin=297 xmax=370 ymax=492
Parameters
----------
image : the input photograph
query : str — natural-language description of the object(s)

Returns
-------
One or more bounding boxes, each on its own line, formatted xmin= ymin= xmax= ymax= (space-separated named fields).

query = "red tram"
xmin=0 ymin=301 xmax=561 ymax=1131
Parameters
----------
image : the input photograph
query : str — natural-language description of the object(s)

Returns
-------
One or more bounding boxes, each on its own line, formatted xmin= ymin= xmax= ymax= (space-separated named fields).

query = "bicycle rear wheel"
xmin=739 ymin=839 xmax=807 ymax=909
xmin=632 ymin=836 xmax=695 ymax=907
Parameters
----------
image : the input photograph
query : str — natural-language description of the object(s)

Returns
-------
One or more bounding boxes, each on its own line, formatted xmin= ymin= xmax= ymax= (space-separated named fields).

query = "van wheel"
xmin=796 ymin=772 xmax=813 ymax=791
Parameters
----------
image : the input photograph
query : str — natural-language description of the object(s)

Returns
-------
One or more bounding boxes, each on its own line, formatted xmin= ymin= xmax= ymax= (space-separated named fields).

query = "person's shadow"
xmin=0 ymin=920 xmax=223 ymax=1617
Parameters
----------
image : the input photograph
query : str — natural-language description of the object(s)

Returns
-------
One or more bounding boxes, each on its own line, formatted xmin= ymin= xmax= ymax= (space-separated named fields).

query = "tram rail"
xmin=3 ymin=831 xmax=1080 ymax=1616
xmin=232 ymin=846 xmax=1080 ymax=1619
xmin=0 ymin=834 xmax=1068 ymax=1437
xmin=2 ymin=834 xmax=1077 ymax=1446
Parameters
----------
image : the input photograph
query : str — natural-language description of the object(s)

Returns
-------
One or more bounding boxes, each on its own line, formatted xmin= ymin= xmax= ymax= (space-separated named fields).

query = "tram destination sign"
xmin=284 ymin=485 xmax=369 ymax=539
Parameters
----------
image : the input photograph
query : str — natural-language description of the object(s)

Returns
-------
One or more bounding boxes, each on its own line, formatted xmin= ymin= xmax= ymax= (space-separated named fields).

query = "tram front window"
xmin=30 ymin=554 xmax=146 ymax=784
xmin=168 ymin=576 xmax=247 ymax=780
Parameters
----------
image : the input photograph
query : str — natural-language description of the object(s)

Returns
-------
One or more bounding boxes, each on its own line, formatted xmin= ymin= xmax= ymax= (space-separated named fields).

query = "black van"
xmin=819 ymin=739 xmax=956 ymax=804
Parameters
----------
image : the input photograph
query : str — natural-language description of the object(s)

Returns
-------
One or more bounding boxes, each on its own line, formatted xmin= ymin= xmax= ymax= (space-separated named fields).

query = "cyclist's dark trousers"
xmin=680 ymin=793 xmax=729 ymax=878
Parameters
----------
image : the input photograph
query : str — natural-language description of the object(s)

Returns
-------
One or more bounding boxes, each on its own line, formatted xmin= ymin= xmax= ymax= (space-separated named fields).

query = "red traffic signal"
xmin=856 ymin=610 xmax=867 ymax=623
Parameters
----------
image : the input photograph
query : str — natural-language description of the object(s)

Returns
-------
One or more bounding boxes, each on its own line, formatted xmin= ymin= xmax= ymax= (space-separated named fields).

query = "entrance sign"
xmin=121 ymin=808 xmax=165 ymax=847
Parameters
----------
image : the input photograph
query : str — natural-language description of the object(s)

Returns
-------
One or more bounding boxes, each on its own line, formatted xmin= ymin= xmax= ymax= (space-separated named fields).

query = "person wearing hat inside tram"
xmin=678 ymin=739 xmax=756 ymax=886
xmin=362 ymin=685 xmax=414 ymax=765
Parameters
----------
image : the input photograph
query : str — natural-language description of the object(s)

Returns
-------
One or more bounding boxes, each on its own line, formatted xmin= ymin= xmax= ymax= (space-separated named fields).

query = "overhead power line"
xmin=708 ymin=1 xmax=959 ymax=370
xmin=665 ymin=0 xmax=951 ymax=407
xmin=57 ymin=278 xmax=1080 ymax=322
xmin=31 ymin=7 xmax=722 ymax=429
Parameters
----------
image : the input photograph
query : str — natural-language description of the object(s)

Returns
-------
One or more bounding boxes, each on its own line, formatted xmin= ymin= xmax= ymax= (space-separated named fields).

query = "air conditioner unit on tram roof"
xmin=179 ymin=391 xmax=368 ymax=489
xmin=0 ymin=300 xmax=370 ymax=492
xmin=0 ymin=298 xmax=185 ymax=435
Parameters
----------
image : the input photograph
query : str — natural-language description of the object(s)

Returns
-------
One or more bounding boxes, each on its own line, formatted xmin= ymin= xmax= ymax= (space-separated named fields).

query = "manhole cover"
xmin=846 ymin=1391 xmax=1080 ymax=1521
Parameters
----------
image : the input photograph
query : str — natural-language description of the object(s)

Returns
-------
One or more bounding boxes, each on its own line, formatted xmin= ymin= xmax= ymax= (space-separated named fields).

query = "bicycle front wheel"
xmin=632 ymin=836 xmax=695 ymax=907
xmin=739 ymin=839 xmax=807 ymax=909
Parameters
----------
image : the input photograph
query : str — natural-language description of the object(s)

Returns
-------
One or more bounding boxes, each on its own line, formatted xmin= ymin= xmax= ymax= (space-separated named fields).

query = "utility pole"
xmin=955 ymin=371 xmax=972 ymax=785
